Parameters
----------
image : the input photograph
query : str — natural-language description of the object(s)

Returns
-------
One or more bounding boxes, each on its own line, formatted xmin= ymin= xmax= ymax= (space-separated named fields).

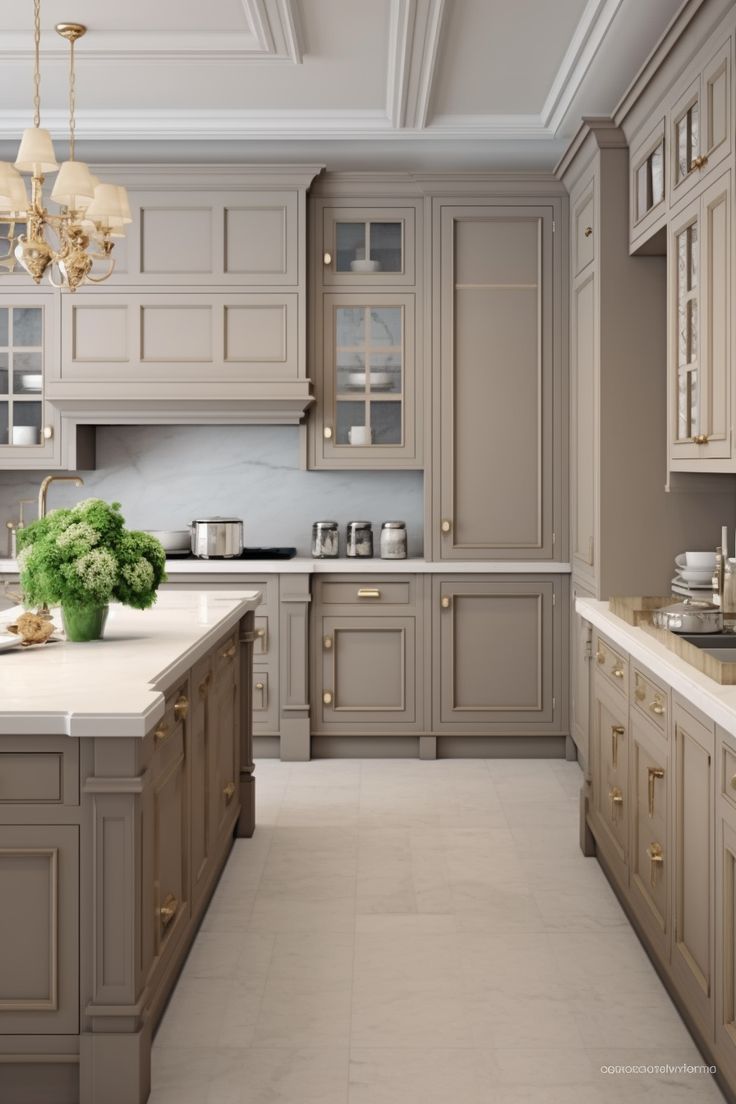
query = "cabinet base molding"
xmin=0 ymin=1058 xmax=79 ymax=1104
xmin=593 ymin=840 xmax=734 ymax=1104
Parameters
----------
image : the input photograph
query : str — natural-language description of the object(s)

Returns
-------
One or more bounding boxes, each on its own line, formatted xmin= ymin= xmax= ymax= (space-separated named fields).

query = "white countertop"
xmin=577 ymin=597 xmax=736 ymax=740
xmin=0 ymin=557 xmax=571 ymax=575
xmin=0 ymin=590 xmax=260 ymax=739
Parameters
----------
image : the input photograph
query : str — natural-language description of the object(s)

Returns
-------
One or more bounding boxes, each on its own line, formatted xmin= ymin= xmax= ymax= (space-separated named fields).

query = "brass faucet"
xmin=38 ymin=475 xmax=84 ymax=520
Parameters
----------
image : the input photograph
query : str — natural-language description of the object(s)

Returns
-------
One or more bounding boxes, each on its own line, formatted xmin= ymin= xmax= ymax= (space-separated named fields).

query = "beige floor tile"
xmin=349 ymin=1047 xmax=483 ymax=1104
xmin=252 ymin=983 xmax=352 ymax=1047
xmin=206 ymin=1047 xmax=349 ymax=1104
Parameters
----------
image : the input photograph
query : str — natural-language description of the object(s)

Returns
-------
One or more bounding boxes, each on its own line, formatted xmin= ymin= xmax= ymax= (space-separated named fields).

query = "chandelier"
xmin=0 ymin=0 xmax=131 ymax=292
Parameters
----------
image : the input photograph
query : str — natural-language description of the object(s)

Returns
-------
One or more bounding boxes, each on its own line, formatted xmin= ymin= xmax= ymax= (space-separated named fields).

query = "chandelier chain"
xmin=69 ymin=37 xmax=76 ymax=160
xmin=32 ymin=0 xmax=41 ymax=128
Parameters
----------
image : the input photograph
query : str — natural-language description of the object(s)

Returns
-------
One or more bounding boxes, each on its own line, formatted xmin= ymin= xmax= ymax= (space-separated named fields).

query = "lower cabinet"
xmin=210 ymin=631 xmax=240 ymax=842
xmin=590 ymin=671 xmax=629 ymax=886
xmin=432 ymin=576 xmax=565 ymax=736
xmin=716 ymin=782 xmax=736 ymax=1085
xmin=571 ymin=580 xmax=594 ymax=773
xmin=629 ymin=708 xmax=669 ymax=959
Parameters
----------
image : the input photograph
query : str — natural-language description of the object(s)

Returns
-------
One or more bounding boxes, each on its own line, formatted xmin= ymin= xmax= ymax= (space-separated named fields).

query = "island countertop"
xmin=0 ymin=589 xmax=260 ymax=738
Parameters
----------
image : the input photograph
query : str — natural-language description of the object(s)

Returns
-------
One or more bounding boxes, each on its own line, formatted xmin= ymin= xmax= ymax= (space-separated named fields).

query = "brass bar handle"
xmin=692 ymin=434 xmax=710 ymax=445
xmin=223 ymin=781 xmax=236 ymax=804
xmin=154 ymin=721 xmax=170 ymax=744
xmin=159 ymin=893 xmax=178 ymax=929
xmin=221 ymin=643 xmax=236 ymax=659
xmin=595 ymin=650 xmax=605 ymax=664
xmin=198 ymin=672 xmax=211 ymax=698
xmin=323 ymin=635 xmax=333 ymax=650
xmin=650 ymin=698 xmax=665 ymax=717
xmin=441 ymin=595 xmax=452 ymax=609
xmin=648 ymin=766 xmax=665 ymax=817
xmin=611 ymin=724 xmax=624 ymax=769
xmin=646 ymin=842 xmax=664 ymax=887
xmin=357 ymin=588 xmax=381 ymax=599
xmin=609 ymin=786 xmax=624 ymax=820
xmin=583 ymin=226 xmax=593 ymax=237
xmin=634 ymin=678 xmax=645 ymax=702
xmin=441 ymin=519 xmax=452 ymax=534
xmin=323 ymin=690 xmax=333 ymax=705
xmin=174 ymin=694 xmax=189 ymax=722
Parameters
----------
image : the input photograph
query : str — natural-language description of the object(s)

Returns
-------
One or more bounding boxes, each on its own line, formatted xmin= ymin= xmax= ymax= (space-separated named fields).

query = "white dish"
xmin=20 ymin=373 xmax=42 ymax=391
xmin=350 ymin=259 xmax=381 ymax=273
xmin=671 ymin=575 xmax=712 ymax=591
xmin=0 ymin=633 xmax=21 ymax=653
xmin=678 ymin=567 xmax=715 ymax=585
xmin=676 ymin=551 xmax=716 ymax=570
xmin=347 ymin=371 xmax=394 ymax=389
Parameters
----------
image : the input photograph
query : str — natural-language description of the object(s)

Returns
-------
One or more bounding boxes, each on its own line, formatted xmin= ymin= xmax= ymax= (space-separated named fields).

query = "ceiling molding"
xmin=427 ymin=114 xmax=552 ymax=140
xmin=540 ymin=0 xmax=626 ymax=132
xmin=386 ymin=0 xmax=446 ymax=128
xmin=0 ymin=0 xmax=303 ymax=63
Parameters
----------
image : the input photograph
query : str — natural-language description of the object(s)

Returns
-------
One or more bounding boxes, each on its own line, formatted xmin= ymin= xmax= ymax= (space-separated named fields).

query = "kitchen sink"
xmin=678 ymin=633 xmax=736 ymax=662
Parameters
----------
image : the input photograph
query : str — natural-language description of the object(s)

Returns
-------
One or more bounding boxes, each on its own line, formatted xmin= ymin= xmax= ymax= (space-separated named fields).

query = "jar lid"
xmin=313 ymin=520 xmax=338 ymax=528
xmin=347 ymin=520 xmax=371 ymax=528
xmin=382 ymin=520 xmax=406 ymax=528
xmin=191 ymin=516 xmax=242 ymax=524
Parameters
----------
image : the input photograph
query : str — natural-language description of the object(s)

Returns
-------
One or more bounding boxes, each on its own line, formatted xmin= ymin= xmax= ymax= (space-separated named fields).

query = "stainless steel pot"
xmin=190 ymin=517 xmax=244 ymax=559
xmin=652 ymin=598 xmax=724 ymax=634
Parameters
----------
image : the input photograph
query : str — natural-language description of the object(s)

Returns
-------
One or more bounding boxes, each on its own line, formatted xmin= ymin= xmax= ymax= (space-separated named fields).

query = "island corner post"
xmin=0 ymin=593 xmax=259 ymax=1104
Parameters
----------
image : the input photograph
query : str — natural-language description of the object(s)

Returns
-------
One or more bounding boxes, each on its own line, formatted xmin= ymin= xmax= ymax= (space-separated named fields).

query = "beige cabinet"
xmin=0 ymin=824 xmax=78 ymax=1034
xmin=668 ymin=170 xmax=731 ymax=465
xmin=150 ymin=684 xmax=190 ymax=961
xmin=311 ymin=575 xmax=424 ymax=735
xmin=571 ymin=580 xmax=594 ymax=775
xmin=432 ymin=199 xmax=561 ymax=560
xmin=669 ymin=35 xmax=731 ymax=210
xmin=433 ymin=575 xmax=564 ymax=736
xmin=671 ymin=698 xmax=715 ymax=1040
xmin=629 ymin=116 xmax=667 ymax=250
xmin=210 ymin=631 xmax=240 ymax=843
xmin=308 ymin=189 xmax=424 ymax=470
xmin=590 ymin=667 xmax=629 ymax=887
xmin=628 ymin=704 xmax=670 ymax=959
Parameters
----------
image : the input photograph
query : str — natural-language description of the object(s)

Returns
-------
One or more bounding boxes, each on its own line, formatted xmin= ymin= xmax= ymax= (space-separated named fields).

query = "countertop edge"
xmin=577 ymin=597 xmax=736 ymax=740
xmin=0 ymin=558 xmax=573 ymax=575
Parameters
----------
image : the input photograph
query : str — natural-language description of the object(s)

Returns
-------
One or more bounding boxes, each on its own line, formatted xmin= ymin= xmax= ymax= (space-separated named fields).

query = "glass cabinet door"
xmin=0 ymin=296 xmax=59 ymax=466
xmin=674 ymin=216 xmax=699 ymax=444
xmin=320 ymin=294 xmax=417 ymax=467
xmin=322 ymin=206 xmax=416 ymax=286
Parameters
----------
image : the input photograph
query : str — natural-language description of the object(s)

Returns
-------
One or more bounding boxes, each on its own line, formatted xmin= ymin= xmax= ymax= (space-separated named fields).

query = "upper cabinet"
xmin=429 ymin=197 xmax=563 ymax=560
xmin=307 ymin=192 xmax=423 ymax=469
xmin=669 ymin=37 xmax=731 ymax=210
xmin=629 ymin=117 xmax=667 ymax=250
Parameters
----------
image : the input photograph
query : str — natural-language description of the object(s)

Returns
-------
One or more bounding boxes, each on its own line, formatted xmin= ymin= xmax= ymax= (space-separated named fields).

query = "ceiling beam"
xmin=386 ymin=0 xmax=446 ymax=129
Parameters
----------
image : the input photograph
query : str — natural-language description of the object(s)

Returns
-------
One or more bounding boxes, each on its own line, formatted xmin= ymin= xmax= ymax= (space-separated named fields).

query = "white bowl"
xmin=676 ymin=552 xmax=716 ymax=570
xmin=350 ymin=259 xmax=381 ymax=273
xmin=678 ymin=567 xmax=715 ymax=585
xmin=20 ymin=373 xmax=42 ymax=391
xmin=144 ymin=529 xmax=191 ymax=552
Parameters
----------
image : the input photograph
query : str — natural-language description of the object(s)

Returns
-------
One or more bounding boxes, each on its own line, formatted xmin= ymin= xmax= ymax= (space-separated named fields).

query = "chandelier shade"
xmin=85 ymin=183 xmax=132 ymax=225
xmin=0 ymin=163 xmax=29 ymax=216
xmin=14 ymin=127 xmax=58 ymax=175
xmin=50 ymin=159 xmax=96 ymax=209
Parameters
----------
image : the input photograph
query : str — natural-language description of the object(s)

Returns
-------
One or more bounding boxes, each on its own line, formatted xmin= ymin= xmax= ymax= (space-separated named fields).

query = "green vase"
xmin=61 ymin=603 xmax=109 ymax=642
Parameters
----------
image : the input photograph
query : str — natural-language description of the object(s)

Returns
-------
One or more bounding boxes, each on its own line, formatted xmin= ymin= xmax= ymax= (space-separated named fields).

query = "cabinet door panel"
xmin=571 ymin=270 xmax=596 ymax=572
xmin=154 ymin=751 xmax=188 ymax=956
xmin=629 ymin=713 xmax=669 ymax=958
xmin=190 ymin=657 xmax=212 ymax=908
xmin=571 ymin=587 xmax=593 ymax=774
xmin=438 ymin=205 xmax=554 ymax=559
xmin=210 ymin=638 xmax=239 ymax=842
xmin=0 ymin=824 xmax=78 ymax=1034
xmin=716 ymin=809 xmax=736 ymax=1079
xmin=435 ymin=577 xmax=559 ymax=730
xmin=321 ymin=205 xmax=416 ymax=286
xmin=672 ymin=702 xmax=715 ymax=1038
xmin=699 ymin=171 xmax=731 ymax=457
xmin=591 ymin=677 xmax=629 ymax=883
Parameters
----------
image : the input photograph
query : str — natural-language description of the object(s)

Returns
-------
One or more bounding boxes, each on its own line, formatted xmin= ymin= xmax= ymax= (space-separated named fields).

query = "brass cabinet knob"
xmin=198 ymin=672 xmax=211 ymax=698
xmin=221 ymin=643 xmax=236 ymax=659
xmin=324 ymin=426 xmax=334 ymax=440
xmin=440 ymin=519 xmax=452 ymax=534
xmin=154 ymin=721 xmax=169 ymax=743
xmin=323 ymin=251 xmax=332 ymax=266
xmin=612 ymin=665 xmax=625 ymax=679
xmin=690 ymin=154 xmax=708 ymax=170
xmin=223 ymin=781 xmax=236 ymax=803
xmin=256 ymin=628 xmax=266 ymax=638
xmin=42 ymin=425 xmax=53 ymax=440
xmin=174 ymin=694 xmax=189 ymax=722
xmin=323 ymin=690 xmax=333 ymax=705
xmin=441 ymin=595 xmax=451 ymax=609
xmin=357 ymin=588 xmax=380 ymax=599
xmin=323 ymin=636 xmax=333 ymax=650
xmin=255 ymin=681 xmax=264 ymax=691
xmin=648 ymin=766 xmax=665 ymax=817
xmin=650 ymin=698 xmax=665 ymax=717
xmin=583 ymin=226 xmax=593 ymax=237
xmin=646 ymin=842 xmax=664 ymax=887
xmin=159 ymin=893 xmax=178 ymax=929
xmin=692 ymin=434 xmax=710 ymax=445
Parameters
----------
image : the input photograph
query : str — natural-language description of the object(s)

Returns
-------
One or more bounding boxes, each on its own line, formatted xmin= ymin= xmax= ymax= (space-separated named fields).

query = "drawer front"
xmin=254 ymin=615 xmax=270 ymax=656
xmin=0 ymin=739 xmax=79 ymax=805
xmin=593 ymin=678 xmax=629 ymax=865
xmin=317 ymin=577 xmax=416 ymax=609
xmin=593 ymin=633 xmax=628 ymax=695
xmin=149 ymin=679 xmax=188 ymax=781
xmin=252 ymin=668 xmax=279 ymax=733
xmin=632 ymin=667 xmax=669 ymax=733
xmin=721 ymin=739 xmax=736 ymax=810
xmin=629 ymin=714 xmax=669 ymax=949
xmin=573 ymin=185 xmax=595 ymax=274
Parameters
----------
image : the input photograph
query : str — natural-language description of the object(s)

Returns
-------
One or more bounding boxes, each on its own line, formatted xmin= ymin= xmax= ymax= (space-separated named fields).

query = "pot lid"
xmin=191 ymin=516 xmax=243 ymax=524
xmin=659 ymin=598 xmax=720 ymax=614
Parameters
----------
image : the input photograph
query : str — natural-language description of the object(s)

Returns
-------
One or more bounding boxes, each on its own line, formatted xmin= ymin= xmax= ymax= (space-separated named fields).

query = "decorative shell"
xmin=6 ymin=612 xmax=57 ymax=646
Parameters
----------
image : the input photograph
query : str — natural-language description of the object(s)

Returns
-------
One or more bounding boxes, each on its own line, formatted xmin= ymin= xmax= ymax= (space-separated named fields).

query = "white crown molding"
xmin=0 ymin=0 xmax=302 ymax=63
xmin=540 ymin=0 xmax=626 ymax=132
xmin=386 ymin=0 xmax=446 ymax=128
xmin=426 ymin=114 xmax=552 ymax=140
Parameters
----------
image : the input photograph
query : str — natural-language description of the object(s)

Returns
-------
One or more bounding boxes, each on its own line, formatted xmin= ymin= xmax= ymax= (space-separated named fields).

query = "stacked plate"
xmin=672 ymin=551 xmax=716 ymax=598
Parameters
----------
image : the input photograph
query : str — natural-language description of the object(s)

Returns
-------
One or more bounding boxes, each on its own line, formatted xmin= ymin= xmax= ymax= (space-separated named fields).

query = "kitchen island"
xmin=0 ymin=590 xmax=260 ymax=1104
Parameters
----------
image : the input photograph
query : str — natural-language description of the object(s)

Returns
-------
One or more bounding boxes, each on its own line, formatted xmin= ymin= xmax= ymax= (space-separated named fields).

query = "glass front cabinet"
xmin=0 ymin=291 xmax=62 ymax=469
xmin=669 ymin=37 xmax=731 ymax=209
xmin=309 ymin=199 xmax=423 ymax=468
xmin=669 ymin=170 xmax=731 ymax=465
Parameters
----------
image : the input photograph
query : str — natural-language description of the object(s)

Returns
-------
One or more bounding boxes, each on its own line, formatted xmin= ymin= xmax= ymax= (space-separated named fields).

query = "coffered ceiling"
xmin=0 ymin=0 xmax=687 ymax=168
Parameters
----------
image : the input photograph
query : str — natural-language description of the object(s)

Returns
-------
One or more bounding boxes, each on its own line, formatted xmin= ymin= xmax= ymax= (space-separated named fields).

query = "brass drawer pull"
xmin=690 ymin=154 xmax=708 ymax=170
xmin=323 ymin=635 xmax=333 ymax=650
xmin=154 ymin=721 xmax=170 ymax=743
xmin=174 ymin=694 xmax=189 ymax=722
xmin=223 ymin=781 xmax=236 ymax=803
xmin=692 ymin=434 xmax=710 ymax=445
xmin=583 ymin=225 xmax=593 ymax=237
xmin=221 ymin=643 xmax=236 ymax=659
xmin=159 ymin=893 xmax=178 ymax=929
xmin=650 ymin=697 xmax=665 ymax=717
xmin=357 ymin=588 xmax=381 ymax=599
xmin=646 ymin=842 xmax=664 ymax=887
xmin=323 ymin=690 xmax=333 ymax=705
xmin=634 ymin=679 xmax=645 ymax=702
xmin=609 ymin=786 xmax=624 ymax=820
xmin=648 ymin=766 xmax=665 ymax=817
xmin=441 ymin=595 xmax=451 ymax=609
xmin=198 ymin=672 xmax=211 ymax=698
xmin=611 ymin=724 xmax=625 ymax=769
xmin=595 ymin=650 xmax=605 ymax=664
xmin=255 ymin=681 xmax=264 ymax=691
xmin=612 ymin=664 xmax=625 ymax=679
xmin=441 ymin=519 xmax=452 ymax=534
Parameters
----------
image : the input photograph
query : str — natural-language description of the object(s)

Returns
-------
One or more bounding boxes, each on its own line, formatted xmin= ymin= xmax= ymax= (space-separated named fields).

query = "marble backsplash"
xmin=0 ymin=425 xmax=425 ymax=557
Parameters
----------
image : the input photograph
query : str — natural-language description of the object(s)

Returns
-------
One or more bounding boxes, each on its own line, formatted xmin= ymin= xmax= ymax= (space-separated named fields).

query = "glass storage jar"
xmin=346 ymin=521 xmax=373 ymax=558
xmin=312 ymin=520 xmax=339 ymax=558
xmin=380 ymin=520 xmax=407 ymax=559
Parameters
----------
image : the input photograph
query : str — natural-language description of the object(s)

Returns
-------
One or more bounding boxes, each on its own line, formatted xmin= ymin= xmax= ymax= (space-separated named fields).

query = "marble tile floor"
xmin=151 ymin=758 xmax=725 ymax=1103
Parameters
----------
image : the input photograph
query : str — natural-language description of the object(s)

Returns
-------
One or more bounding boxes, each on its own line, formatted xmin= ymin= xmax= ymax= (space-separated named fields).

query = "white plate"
xmin=675 ymin=552 xmax=716 ymax=570
xmin=678 ymin=568 xmax=715 ymax=585
xmin=0 ymin=633 xmax=21 ymax=653
xmin=671 ymin=576 xmax=712 ymax=591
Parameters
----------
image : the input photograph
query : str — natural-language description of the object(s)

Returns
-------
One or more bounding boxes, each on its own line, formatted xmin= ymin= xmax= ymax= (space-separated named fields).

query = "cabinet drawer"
xmin=0 ymin=738 xmax=79 ymax=805
xmin=632 ymin=667 xmax=669 ymax=733
xmin=721 ymin=739 xmax=736 ymax=810
xmin=149 ymin=679 xmax=188 ymax=782
xmin=254 ymin=616 xmax=270 ymax=656
xmin=317 ymin=578 xmax=415 ymax=608
xmin=573 ymin=184 xmax=595 ymax=274
xmin=593 ymin=633 xmax=628 ymax=695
